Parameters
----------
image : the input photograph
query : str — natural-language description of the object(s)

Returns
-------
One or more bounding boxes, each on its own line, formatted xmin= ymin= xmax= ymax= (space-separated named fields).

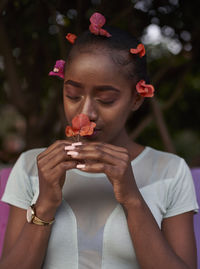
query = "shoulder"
xmin=140 ymin=147 xmax=189 ymax=182
xmin=147 ymin=146 xmax=183 ymax=167
xmin=15 ymin=148 xmax=46 ymax=177
xmin=21 ymin=147 xmax=46 ymax=160
xmin=147 ymin=146 xmax=182 ymax=164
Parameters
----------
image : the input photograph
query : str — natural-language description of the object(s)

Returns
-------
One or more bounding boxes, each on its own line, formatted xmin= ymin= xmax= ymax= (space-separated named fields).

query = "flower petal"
xmin=99 ymin=28 xmax=112 ymax=37
xmin=90 ymin=12 xmax=106 ymax=28
xmin=65 ymin=126 xmax=75 ymax=137
xmin=72 ymin=114 xmax=90 ymax=130
xmin=130 ymin=44 xmax=145 ymax=58
xmin=65 ymin=114 xmax=96 ymax=138
xmin=89 ymin=24 xmax=100 ymax=35
xmin=136 ymin=80 xmax=155 ymax=97
xmin=49 ymin=60 xmax=65 ymax=79
xmin=54 ymin=60 xmax=66 ymax=71
xmin=48 ymin=71 xmax=64 ymax=79
xmin=79 ymin=122 xmax=96 ymax=136
xmin=89 ymin=12 xmax=111 ymax=37
xmin=66 ymin=33 xmax=77 ymax=44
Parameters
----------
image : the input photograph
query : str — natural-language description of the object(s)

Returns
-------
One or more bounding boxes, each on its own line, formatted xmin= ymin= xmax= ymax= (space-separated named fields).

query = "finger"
xmin=67 ymin=142 xmax=130 ymax=163
xmin=91 ymin=142 xmax=128 ymax=153
xmin=79 ymin=142 xmax=129 ymax=155
xmin=38 ymin=140 xmax=72 ymax=160
xmin=38 ymin=140 xmax=83 ymax=161
xmin=47 ymin=160 xmax=79 ymax=188
xmin=67 ymin=149 xmax=125 ymax=166
xmin=76 ymin=162 xmax=117 ymax=178
xmin=52 ymin=160 xmax=79 ymax=175
xmin=37 ymin=142 xmax=80 ymax=170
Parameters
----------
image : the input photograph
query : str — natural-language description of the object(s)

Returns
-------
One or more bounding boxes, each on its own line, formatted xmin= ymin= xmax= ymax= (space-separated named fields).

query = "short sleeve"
xmin=1 ymin=152 xmax=34 ymax=210
xmin=164 ymin=158 xmax=199 ymax=218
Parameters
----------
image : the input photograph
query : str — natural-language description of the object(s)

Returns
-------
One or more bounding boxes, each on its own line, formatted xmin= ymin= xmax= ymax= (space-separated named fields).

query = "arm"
xmin=68 ymin=142 xmax=197 ymax=269
xmin=122 ymin=197 xmax=197 ymax=269
xmin=0 ymin=205 xmax=53 ymax=269
xmin=0 ymin=140 xmax=78 ymax=269
xmin=162 ymin=212 xmax=197 ymax=268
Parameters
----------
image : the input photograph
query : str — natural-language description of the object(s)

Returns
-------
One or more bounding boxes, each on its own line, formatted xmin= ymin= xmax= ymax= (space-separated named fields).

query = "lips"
xmin=91 ymin=128 xmax=101 ymax=135
xmin=85 ymin=128 xmax=101 ymax=138
xmin=94 ymin=128 xmax=101 ymax=132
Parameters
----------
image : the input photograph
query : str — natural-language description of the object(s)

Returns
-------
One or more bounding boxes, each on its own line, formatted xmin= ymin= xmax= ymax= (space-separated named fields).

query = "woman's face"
xmin=63 ymin=51 xmax=141 ymax=144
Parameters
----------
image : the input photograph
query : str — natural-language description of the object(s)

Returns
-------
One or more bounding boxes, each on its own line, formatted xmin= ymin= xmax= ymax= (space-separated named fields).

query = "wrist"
xmin=118 ymin=181 xmax=141 ymax=208
xmin=34 ymin=201 xmax=57 ymax=222
xmin=121 ymin=195 xmax=144 ymax=212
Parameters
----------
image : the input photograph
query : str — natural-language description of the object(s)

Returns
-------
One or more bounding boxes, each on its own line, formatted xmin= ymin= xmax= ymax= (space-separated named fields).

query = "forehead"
xmin=65 ymin=51 xmax=133 ymax=90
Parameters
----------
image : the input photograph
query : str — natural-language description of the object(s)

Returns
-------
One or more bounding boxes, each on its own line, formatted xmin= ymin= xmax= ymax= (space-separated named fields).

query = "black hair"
xmin=66 ymin=26 xmax=150 ymax=85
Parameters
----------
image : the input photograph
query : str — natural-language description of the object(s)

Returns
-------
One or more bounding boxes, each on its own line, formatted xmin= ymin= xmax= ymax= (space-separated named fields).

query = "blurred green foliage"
xmin=0 ymin=0 xmax=200 ymax=165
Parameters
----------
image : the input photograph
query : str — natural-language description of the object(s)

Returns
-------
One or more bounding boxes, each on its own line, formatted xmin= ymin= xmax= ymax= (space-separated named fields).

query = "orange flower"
xmin=136 ymin=80 xmax=155 ymax=98
xmin=79 ymin=124 xmax=96 ymax=136
xmin=65 ymin=114 xmax=96 ymax=137
xmin=65 ymin=126 xmax=79 ymax=137
xmin=130 ymin=44 xmax=145 ymax=58
xmin=66 ymin=33 xmax=77 ymax=44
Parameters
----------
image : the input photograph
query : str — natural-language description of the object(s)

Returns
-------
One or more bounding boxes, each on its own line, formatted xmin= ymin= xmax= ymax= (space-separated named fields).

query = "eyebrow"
xmin=64 ymin=80 xmax=120 ymax=93
xmin=95 ymin=85 xmax=120 ymax=93
xmin=64 ymin=80 xmax=82 ymax=88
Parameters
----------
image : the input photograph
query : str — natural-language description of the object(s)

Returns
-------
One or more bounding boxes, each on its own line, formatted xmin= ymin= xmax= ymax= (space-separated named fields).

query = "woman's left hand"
xmin=67 ymin=142 xmax=139 ymax=205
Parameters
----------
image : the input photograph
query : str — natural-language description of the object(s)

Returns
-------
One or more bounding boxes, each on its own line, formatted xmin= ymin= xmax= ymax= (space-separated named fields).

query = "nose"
xmin=80 ymin=96 xmax=98 ymax=122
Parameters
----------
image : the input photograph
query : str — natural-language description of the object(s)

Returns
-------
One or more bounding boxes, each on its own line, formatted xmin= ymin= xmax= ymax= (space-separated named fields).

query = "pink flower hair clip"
xmin=130 ymin=43 xmax=145 ymax=58
xmin=66 ymin=33 xmax=77 ymax=44
xmin=89 ymin=12 xmax=111 ymax=38
xmin=49 ymin=60 xmax=66 ymax=79
xmin=136 ymin=80 xmax=155 ymax=98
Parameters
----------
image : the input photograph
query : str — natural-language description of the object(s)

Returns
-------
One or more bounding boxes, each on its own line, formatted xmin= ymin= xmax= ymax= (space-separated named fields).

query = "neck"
xmin=110 ymin=128 xmax=145 ymax=161
xmin=111 ymin=128 xmax=132 ymax=147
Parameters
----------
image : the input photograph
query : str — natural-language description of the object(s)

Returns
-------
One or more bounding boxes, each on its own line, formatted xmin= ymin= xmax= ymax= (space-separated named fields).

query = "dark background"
xmin=0 ymin=0 xmax=200 ymax=166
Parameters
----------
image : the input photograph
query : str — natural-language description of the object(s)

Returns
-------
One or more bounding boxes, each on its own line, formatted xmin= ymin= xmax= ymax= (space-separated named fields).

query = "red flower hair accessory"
xmin=49 ymin=60 xmax=65 ymax=79
xmin=130 ymin=44 xmax=145 ymax=58
xmin=89 ymin=12 xmax=111 ymax=38
xmin=136 ymin=80 xmax=155 ymax=97
xmin=65 ymin=113 xmax=96 ymax=138
xmin=66 ymin=33 xmax=77 ymax=44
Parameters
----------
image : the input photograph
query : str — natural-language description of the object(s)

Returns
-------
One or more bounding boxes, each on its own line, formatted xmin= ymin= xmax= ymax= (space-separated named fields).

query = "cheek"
xmin=101 ymin=103 xmax=131 ymax=127
xmin=63 ymin=100 xmax=77 ymax=124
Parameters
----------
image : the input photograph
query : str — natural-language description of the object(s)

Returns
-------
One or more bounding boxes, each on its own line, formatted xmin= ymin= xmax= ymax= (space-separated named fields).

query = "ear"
xmin=131 ymin=90 xmax=144 ymax=112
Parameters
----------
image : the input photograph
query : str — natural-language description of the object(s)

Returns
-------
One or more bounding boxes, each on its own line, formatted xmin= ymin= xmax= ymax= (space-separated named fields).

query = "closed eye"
xmin=98 ymin=99 xmax=115 ymax=105
xmin=66 ymin=95 xmax=81 ymax=101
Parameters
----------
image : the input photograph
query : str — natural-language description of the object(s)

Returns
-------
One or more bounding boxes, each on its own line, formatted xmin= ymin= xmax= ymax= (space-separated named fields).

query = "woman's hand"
xmin=67 ymin=142 xmax=139 ymax=205
xmin=35 ymin=140 xmax=80 ymax=220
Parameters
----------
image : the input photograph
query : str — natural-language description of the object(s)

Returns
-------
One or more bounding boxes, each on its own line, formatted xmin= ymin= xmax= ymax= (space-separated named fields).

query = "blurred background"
xmin=0 ymin=0 xmax=200 ymax=167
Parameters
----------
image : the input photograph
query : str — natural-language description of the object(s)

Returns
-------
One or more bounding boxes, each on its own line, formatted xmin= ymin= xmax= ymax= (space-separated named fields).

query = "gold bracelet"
xmin=27 ymin=204 xmax=55 ymax=226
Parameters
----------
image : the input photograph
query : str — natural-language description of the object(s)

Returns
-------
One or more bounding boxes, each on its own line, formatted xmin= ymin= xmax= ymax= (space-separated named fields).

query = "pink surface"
xmin=0 ymin=168 xmax=12 ymax=258
xmin=191 ymin=168 xmax=200 ymax=269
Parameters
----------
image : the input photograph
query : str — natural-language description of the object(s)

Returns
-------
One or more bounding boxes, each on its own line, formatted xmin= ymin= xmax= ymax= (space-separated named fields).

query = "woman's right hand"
xmin=35 ymin=140 xmax=80 ymax=221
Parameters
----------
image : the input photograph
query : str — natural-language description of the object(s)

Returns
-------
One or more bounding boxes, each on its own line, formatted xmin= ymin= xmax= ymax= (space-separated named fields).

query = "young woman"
xmin=0 ymin=13 xmax=198 ymax=269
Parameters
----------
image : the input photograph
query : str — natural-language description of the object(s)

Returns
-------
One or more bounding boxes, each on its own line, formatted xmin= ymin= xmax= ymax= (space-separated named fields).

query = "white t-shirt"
xmin=1 ymin=146 xmax=199 ymax=269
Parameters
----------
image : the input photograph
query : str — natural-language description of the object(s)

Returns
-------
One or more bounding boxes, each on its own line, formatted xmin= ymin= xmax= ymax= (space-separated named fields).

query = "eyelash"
xmin=98 ymin=100 xmax=115 ymax=105
xmin=66 ymin=95 xmax=115 ymax=105
xmin=66 ymin=95 xmax=81 ymax=101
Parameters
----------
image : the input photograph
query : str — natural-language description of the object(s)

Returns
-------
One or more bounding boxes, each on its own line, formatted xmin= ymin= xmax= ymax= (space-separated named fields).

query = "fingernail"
xmin=76 ymin=164 xmax=86 ymax=169
xmin=72 ymin=142 xmax=82 ymax=146
xmin=67 ymin=151 xmax=78 ymax=156
xmin=64 ymin=145 xmax=75 ymax=150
